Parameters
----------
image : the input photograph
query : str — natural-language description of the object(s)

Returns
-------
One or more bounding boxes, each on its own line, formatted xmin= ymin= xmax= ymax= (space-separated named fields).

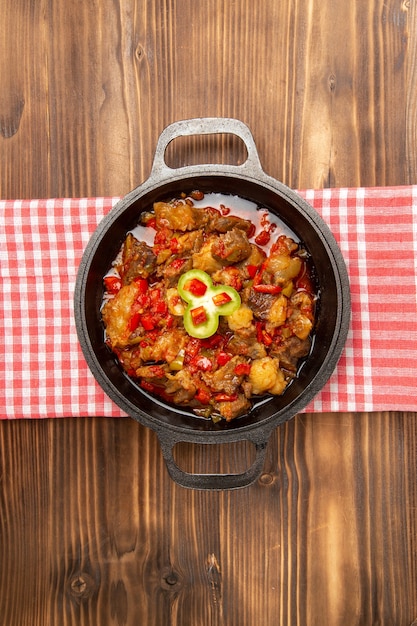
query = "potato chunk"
xmin=266 ymin=294 xmax=287 ymax=328
xmin=227 ymin=304 xmax=254 ymax=331
xmin=249 ymin=357 xmax=288 ymax=396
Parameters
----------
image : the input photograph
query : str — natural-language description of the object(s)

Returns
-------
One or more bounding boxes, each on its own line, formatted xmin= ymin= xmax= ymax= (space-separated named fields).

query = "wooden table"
xmin=1 ymin=2 xmax=416 ymax=624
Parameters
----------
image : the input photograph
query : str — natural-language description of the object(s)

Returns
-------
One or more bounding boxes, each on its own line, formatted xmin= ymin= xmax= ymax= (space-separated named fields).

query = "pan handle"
xmin=156 ymin=429 xmax=272 ymax=490
xmin=150 ymin=117 xmax=264 ymax=179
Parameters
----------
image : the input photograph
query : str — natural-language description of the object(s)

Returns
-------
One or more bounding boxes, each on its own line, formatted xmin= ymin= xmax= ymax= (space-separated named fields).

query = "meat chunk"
xmin=270 ymin=336 xmax=311 ymax=372
xmin=208 ymin=214 xmax=254 ymax=234
xmin=215 ymin=395 xmax=251 ymax=421
xmin=154 ymin=201 xmax=209 ymax=231
xmin=164 ymin=370 xmax=197 ymax=403
xmin=201 ymin=356 xmax=244 ymax=395
xmin=245 ymin=289 xmax=276 ymax=320
xmin=120 ymin=234 xmax=157 ymax=284
xmin=211 ymin=228 xmax=252 ymax=265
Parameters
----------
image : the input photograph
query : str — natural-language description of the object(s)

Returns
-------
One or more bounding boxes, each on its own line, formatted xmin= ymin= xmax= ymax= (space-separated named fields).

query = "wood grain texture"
xmin=0 ymin=414 xmax=416 ymax=625
xmin=1 ymin=1 xmax=416 ymax=624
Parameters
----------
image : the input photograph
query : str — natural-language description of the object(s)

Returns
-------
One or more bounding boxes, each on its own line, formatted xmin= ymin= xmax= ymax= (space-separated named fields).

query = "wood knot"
xmin=135 ymin=43 xmax=146 ymax=61
xmin=0 ymin=96 xmax=25 ymax=139
xmin=328 ymin=74 xmax=336 ymax=92
xmin=69 ymin=572 xmax=95 ymax=599
xmin=160 ymin=567 xmax=183 ymax=591
xmin=259 ymin=472 xmax=274 ymax=486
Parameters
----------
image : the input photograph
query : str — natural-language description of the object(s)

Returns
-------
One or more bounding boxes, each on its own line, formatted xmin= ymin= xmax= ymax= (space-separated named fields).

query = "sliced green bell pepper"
xmin=177 ymin=269 xmax=241 ymax=339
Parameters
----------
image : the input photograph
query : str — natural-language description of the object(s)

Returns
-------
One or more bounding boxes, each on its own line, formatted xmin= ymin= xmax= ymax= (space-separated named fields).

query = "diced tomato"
xmin=145 ymin=217 xmax=157 ymax=229
xmin=212 ymin=291 xmax=232 ymax=306
xmin=170 ymin=258 xmax=187 ymax=271
xmin=141 ymin=314 xmax=155 ymax=331
xmin=193 ymin=356 xmax=212 ymax=371
xmin=217 ymin=351 xmax=232 ymax=367
xmin=195 ymin=388 xmax=211 ymax=405
xmin=149 ymin=365 xmax=166 ymax=378
xmin=234 ymin=363 xmax=251 ymax=376
xmin=184 ymin=278 xmax=207 ymax=296
xmin=190 ymin=306 xmax=208 ymax=326
xmin=104 ymin=275 xmax=122 ymax=294
xmin=155 ymin=301 xmax=168 ymax=314
xmin=246 ymin=265 xmax=258 ymax=279
xmin=129 ymin=312 xmax=141 ymax=332
xmin=153 ymin=229 xmax=167 ymax=251
xmin=185 ymin=338 xmax=202 ymax=360
xmin=136 ymin=292 xmax=150 ymax=308
xmin=201 ymin=333 xmax=224 ymax=348
xmin=165 ymin=313 xmax=174 ymax=329
xmin=150 ymin=288 xmax=161 ymax=304
xmin=134 ymin=277 xmax=148 ymax=294
xmin=170 ymin=237 xmax=179 ymax=253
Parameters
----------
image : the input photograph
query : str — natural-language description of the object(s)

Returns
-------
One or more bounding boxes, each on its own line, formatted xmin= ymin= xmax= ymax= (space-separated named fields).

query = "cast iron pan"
xmin=74 ymin=118 xmax=351 ymax=490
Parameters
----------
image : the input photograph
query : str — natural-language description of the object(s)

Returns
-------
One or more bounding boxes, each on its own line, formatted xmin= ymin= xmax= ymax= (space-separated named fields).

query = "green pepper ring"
xmin=177 ymin=269 xmax=241 ymax=339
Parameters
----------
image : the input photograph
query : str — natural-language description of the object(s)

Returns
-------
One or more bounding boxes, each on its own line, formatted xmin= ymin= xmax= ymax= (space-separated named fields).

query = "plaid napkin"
xmin=1 ymin=187 xmax=416 ymax=419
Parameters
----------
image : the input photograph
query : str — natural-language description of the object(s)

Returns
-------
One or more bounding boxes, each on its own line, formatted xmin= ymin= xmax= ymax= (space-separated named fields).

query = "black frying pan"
xmin=74 ymin=118 xmax=351 ymax=490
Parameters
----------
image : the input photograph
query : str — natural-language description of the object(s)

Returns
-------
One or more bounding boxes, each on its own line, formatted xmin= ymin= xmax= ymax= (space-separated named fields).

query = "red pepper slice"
xmin=253 ymin=284 xmax=282 ymax=294
xmin=214 ymin=393 xmax=238 ymax=402
xmin=190 ymin=306 xmax=208 ymax=326
xmin=140 ymin=380 xmax=157 ymax=393
xmin=212 ymin=292 xmax=232 ymax=306
xmin=184 ymin=278 xmax=208 ymax=297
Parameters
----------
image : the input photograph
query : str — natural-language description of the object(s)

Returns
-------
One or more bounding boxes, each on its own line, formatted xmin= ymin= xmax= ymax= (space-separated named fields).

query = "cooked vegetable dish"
xmin=102 ymin=191 xmax=317 ymax=422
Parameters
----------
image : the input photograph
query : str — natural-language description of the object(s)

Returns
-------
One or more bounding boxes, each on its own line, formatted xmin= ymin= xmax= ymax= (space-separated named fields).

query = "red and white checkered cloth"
xmin=1 ymin=187 xmax=417 ymax=419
